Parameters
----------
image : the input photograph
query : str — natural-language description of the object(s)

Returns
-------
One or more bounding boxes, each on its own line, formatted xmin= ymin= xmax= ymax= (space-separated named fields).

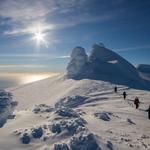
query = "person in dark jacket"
xmin=134 ymin=97 xmax=140 ymax=109
xmin=123 ymin=91 xmax=127 ymax=99
xmin=146 ymin=105 xmax=150 ymax=119
xmin=114 ymin=86 xmax=117 ymax=93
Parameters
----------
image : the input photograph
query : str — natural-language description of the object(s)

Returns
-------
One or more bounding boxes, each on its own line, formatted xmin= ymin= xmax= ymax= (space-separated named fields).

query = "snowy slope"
xmin=0 ymin=75 xmax=149 ymax=150
xmin=0 ymin=44 xmax=150 ymax=150
xmin=7 ymin=75 xmax=115 ymax=110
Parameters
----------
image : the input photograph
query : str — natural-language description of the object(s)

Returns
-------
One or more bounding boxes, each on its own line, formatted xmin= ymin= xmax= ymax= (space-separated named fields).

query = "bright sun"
xmin=35 ymin=32 xmax=44 ymax=40
xmin=33 ymin=30 xmax=48 ymax=47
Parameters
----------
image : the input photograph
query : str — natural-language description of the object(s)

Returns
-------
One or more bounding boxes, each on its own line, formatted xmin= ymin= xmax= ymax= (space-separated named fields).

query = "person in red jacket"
xmin=134 ymin=97 xmax=140 ymax=109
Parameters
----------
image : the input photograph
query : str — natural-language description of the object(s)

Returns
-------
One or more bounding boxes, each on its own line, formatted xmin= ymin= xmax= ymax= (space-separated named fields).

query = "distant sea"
xmin=0 ymin=72 xmax=59 ymax=89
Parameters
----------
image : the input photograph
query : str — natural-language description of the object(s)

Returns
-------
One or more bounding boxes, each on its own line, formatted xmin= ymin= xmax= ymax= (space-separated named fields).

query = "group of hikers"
xmin=114 ymin=86 xmax=150 ymax=120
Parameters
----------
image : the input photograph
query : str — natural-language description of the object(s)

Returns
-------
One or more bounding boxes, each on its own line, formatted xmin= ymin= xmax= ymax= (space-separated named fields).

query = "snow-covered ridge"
xmin=66 ymin=43 xmax=150 ymax=90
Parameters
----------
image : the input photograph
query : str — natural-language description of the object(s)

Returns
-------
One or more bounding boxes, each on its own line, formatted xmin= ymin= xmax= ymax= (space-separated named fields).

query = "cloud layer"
xmin=0 ymin=0 xmax=117 ymax=35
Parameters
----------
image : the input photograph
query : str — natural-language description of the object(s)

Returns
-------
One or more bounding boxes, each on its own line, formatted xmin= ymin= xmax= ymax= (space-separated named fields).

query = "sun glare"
xmin=32 ymin=30 xmax=48 ymax=48
xmin=35 ymin=32 xmax=44 ymax=41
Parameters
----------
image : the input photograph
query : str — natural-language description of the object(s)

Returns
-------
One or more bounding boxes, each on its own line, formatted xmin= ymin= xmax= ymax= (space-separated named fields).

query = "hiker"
xmin=123 ymin=91 xmax=127 ymax=99
xmin=114 ymin=86 xmax=117 ymax=93
xmin=146 ymin=105 xmax=150 ymax=119
xmin=134 ymin=97 xmax=140 ymax=109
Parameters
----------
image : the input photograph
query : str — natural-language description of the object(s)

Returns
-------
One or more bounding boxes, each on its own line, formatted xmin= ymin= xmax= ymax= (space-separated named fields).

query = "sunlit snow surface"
xmin=0 ymin=44 xmax=150 ymax=150
xmin=0 ymin=75 xmax=149 ymax=150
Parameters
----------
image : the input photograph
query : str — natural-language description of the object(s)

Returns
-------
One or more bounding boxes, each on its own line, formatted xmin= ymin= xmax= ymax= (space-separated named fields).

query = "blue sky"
xmin=0 ymin=0 xmax=150 ymax=73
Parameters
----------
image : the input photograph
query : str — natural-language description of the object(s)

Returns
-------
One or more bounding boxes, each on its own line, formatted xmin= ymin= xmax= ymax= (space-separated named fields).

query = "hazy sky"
xmin=0 ymin=0 xmax=150 ymax=73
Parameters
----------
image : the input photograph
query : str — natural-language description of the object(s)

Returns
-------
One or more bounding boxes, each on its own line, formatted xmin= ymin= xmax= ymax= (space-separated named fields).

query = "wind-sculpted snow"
xmin=67 ymin=47 xmax=88 ymax=78
xmin=50 ymin=107 xmax=103 ymax=150
xmin=126 ymin=118 xmax=136 ymax=125
xmin=51 ymin=107 xmax=87 ymax=135
xmin=94 ymin=111 xmax=111 ymax=121
xmin=14 ymin=106 xmax=109 ymax=150
xmin=0 ymin=90 xmax=17 ymax=127
xmin=20 ymin=133 xmax=30 ymax=144
xmin=54 ymin=143 xmax=70 ymax=150
xmin=94 ymin=111 xmax=120 ymax=121
xmin=14 ymin=107 xmax=87 ymax=141
xmin=31 ymin=126 xmax=43 ymax=138
xmin=89 ymin=43 xmax=140 ymax=81
xmin=53 ymin=132 xmax=102 ymax=150
xmin=33 ymin=104 xmax=54 ymax=114
xmin=55 ymin=107 xmax=80 ymax=118
xmin=70 ymin=132 xmax=101 ymax=150
xmin=19 ymin=126 xmax=44 ymax=144
xmin=55 ymin=95 xmax=88 ymax=108
xmin=66 ymin=43 xmax=150 ymax=90
xmin=50 ymin=118 xmax=87 ymax=135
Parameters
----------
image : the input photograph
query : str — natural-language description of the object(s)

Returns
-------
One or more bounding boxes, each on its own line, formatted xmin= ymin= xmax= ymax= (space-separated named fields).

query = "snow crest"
xmin=67 ymin=47 xmax=88 ymax=78
xmin=66 ymin=43 xmax=149 ymax=89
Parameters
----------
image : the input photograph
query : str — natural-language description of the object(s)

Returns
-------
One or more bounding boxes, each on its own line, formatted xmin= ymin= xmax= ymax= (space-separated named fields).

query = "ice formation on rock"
xmin=67 ymin=47 xmax=88 ymax=78
xmin=66 ymin=43 xmax=149 ymax=89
